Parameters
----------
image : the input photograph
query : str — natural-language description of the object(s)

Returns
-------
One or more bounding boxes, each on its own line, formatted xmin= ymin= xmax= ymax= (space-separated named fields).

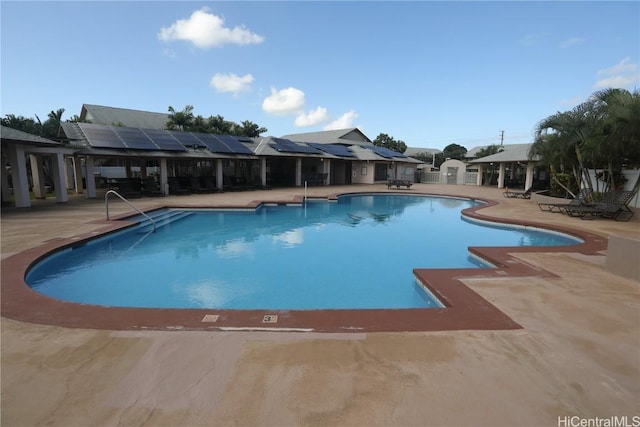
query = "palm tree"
xmin=166 ymin=105 xmax=194 ymax=131
xmin=589 ymin=88 xmax=640 ymax=192
xmin=235 ymin=120 xmax=267 ymax=137
xmin=534 ymin=102 xmax=598 ymax=193
xmin=41 ymin=108 xmax=65 ymax=138
xmin=529 ymin=133 xmax=577 ymax=196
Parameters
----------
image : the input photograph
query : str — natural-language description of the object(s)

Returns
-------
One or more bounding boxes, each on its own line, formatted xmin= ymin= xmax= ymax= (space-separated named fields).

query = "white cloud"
xmin=594 ymin=57 xmax=639 ymax=89
xmin=262 ymin=87 xmax=306 ymax=115
xmin=210 ymin=73 xmax=254 ymax=94
xmin=294 ymin=107 xmax=329 ymax=127
xmin=324 ymin=110 xmax=358 ymax=130
xmin=558 ymin=37 xmax=585 ymax=49
xmin=158 ymin=8 xmax=264 ymax=49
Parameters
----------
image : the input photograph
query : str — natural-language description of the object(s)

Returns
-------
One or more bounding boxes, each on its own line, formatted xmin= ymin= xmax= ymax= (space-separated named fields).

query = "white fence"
xmin=421 ymin=171 xmax=441 ymax=183
xmin=465 ymin=172 xmax=478 ymax=185
xmin=420 ymin=171 xmax=478 ymax=185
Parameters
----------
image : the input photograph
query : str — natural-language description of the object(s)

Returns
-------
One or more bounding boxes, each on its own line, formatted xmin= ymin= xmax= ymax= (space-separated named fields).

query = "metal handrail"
xmin=105 ymin=190 xmax=156 ymax=232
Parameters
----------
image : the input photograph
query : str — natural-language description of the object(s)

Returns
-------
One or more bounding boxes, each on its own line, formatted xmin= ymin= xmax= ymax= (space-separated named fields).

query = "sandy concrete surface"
xmin=2 ymin=184 xmax=639 ymax=426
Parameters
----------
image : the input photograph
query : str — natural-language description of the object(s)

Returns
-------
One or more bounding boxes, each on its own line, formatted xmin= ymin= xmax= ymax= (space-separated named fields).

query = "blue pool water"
xmin=26 ymin=194 xmax=581 ymax=310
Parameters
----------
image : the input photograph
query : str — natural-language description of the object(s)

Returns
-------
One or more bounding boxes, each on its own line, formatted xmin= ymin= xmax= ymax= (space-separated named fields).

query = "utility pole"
xmin=500 ymin=130 xmax=504 ymax=146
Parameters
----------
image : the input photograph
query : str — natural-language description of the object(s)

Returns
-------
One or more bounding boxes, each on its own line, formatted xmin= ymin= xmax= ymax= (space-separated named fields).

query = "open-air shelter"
xmin=468 ymin=143 xmax=543 ymax=189
xmin=1 ymin=126 xmax=76 ymax=208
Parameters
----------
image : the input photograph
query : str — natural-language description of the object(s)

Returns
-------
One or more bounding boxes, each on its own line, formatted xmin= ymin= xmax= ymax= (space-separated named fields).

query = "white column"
xmin=29 ymin=154 xmax=46 ymax=199
xmin=476 ymin=164 xmax=483 ymax=186
xmin=73 ymin=157 xmax=83 ymax=194
xmin=260 ymin=157 xmax=267 ymax=187
xmin=295 ymin=158 xmax=302 ymax=186
xmin=216 ymin=159 xmax=224 ymax=191
xmin=323 ymin=159 xmax=331 ymax=185
xmin=50 ymin=153 xmax=68 ymax=203
xmin=85 ymin=156 xmax=97 ymax=198
xmin=8 ymin=144 xmax=30 ymax=207
xmin=498 ymin=162 xmax=506 ymax=189
xmin=65 ymin=157 xmax=74 ymax=190
xmin=1 ymin=157 xmax=11 ymax=204
xmin=160 ymin=158 xmax=169 ymax=195
xmin=525 ymin=162 xmax=535 ymax=190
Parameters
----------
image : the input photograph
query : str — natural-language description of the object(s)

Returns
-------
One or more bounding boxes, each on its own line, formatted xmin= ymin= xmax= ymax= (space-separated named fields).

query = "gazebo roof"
xmin=468 ymin=143 xmax=537 ymax=163
xmin=1 ymin=126 xmax=61 ymax=146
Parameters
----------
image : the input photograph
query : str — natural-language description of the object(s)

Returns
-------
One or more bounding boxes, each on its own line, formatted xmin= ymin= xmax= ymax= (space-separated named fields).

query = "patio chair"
xmin=141 ymin=178 xmax=164 ymax=197
xmin=190 ymin=177 xmax=210 ymax=194
xmin=114 ymin=178 xmax=142 ymax=199
xmin=201 ymin=176 xmax=220 ymax=193
xmin=503 ymin=186 xmax=534 ymax=199
xmin=564 ymin=190 xmax=636 ymax=221
xmin=538 ymin=188 xmax=593 ymax=213
xmin=168 ymin=177 xmax=190 ymax=195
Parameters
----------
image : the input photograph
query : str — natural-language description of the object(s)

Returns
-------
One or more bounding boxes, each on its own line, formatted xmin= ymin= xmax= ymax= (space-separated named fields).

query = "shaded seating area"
xmin=189 ymin=176 xmax=211 ymax=194
xmin=564 ymin=190 xmax=636 ymax=222
xmin=303 ymin=173 xmax=328 ymax=186
xmin=141 ymin=178 xmax=164 ymax=197
xmin=168 ymin=177 xmax=191 ymax=195
xmin=201 ymin=176 xmax=218 ymax=192
xmin=538 ymin=188 xmax=593 ymax=214
xmin=109 ymin=178 xmax=142 ymax=199
xmin=223 ymin=176 xmax=256 ymax=191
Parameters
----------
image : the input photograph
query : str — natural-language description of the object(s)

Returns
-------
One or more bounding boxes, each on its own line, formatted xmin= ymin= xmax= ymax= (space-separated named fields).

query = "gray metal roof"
xmin=59 ymin=122 xmax=87 ymax=142
xmin=468 ymin=143 xmax=537 ymax=163
xmin=1 ymin=125 xmax=61 ymax=145
xmin=80 ymin=104 xmax=170 ymax=129
xmin=404 ymin=147 xmax=442 ymax=156
xmin=281 ymin=128 xmax=372 ymax=146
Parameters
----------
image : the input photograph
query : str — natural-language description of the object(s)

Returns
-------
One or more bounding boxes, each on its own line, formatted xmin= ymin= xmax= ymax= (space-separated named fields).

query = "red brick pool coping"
xmin=1 ymin=193 xmax=607 ymax=333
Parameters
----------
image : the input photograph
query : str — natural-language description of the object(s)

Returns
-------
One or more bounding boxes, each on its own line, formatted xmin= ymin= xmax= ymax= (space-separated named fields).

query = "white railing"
xmin=421 ymin=171 xmax=441 ymax=184
xmin=465 ymin=172 xmax=478 ymax=185
xmin=105 ymin=190 xmax=156 ymax=232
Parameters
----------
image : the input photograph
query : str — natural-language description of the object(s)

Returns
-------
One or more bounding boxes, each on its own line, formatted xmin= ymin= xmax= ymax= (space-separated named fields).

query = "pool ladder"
xmin=105 ymin=190 xmax=156 ymax=232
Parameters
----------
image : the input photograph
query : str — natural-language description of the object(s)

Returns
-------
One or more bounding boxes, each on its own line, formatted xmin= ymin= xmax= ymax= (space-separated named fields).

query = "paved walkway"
xmin=2 ymin=184 xmax=639 ymax=426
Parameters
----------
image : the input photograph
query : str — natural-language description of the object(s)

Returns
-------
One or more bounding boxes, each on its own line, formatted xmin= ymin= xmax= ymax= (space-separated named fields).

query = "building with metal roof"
xmin=3 ymin=106 xmax=424 ymax=207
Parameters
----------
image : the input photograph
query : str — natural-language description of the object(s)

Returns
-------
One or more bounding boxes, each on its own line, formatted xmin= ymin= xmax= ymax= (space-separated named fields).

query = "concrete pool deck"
xmin=2 ymin=184 xmax=639 ymax=426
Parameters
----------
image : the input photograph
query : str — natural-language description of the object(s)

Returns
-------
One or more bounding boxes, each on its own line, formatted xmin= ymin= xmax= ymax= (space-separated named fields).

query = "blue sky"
xmin=2 ymin=1 xmax=638 ymax=151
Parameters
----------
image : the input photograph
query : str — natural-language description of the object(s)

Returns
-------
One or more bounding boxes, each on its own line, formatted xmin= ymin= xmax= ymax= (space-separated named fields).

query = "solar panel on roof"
xmin=270 ymin=137 xmax=323 ymax=154
xmin=367 ymin=145 xmax=406 ymax=158
xmin=214 ymin=135 xmax=254 ymax=155
xmin=307 ymin=143 xmax=357 ymax=158
xmin=140 ymin=129 xmax=186 ymax=151
xmin=78 ymin=123 xmax=126 ymax=149
xmin=195 ymin=133 xmax=234 ymax=153
xmin=167 ymin=131 xmax=207 ymax=148
xmin=112 ymin=127 xmax=158 ymax=150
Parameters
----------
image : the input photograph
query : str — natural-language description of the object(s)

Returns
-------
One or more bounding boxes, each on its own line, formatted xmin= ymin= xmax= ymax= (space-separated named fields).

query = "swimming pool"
xmin=26 ymin=194 xmax=581 ymax=311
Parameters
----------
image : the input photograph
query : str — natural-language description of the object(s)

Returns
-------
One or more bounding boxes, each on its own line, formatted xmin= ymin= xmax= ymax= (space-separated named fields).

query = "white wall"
xmin=587 ymin=169 xmax=639 ymax=208
xmin=351 ymin=161 xmax=374 ymax=184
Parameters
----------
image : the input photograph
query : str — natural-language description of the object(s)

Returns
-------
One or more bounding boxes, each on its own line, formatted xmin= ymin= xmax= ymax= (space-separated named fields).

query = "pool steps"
xmin=131 ymin=209 xmax=193 ymax=233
